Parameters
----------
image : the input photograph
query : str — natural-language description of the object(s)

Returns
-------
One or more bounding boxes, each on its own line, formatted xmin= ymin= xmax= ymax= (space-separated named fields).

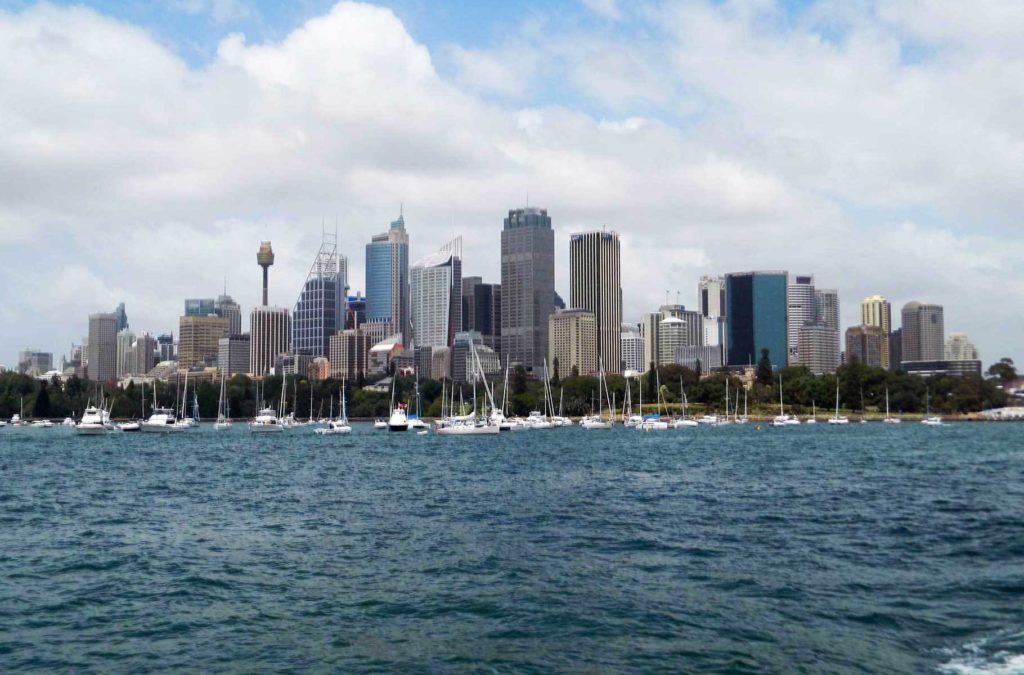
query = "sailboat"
xmin=640 ymin=369 xmax=669 ymax=430
xmin=806 ymin=399 xmax=817 ymax=425
xmin=922 ymin=385 xmax=944 ymax=425
xmin=387 ymin=375 xmax=409 ymax=431
xmin=771 ymin=374 xmax=801 ymax=426
xmin=316 ymin=382 xmax=352 ymax=435
xmin=436 ymin=342 xmax=500 ymax=435
xmin=143 ymin=381 xmax=183 ymax=433
xmin=407 ymin=368 xmax=428 ymax=429
xmin=672 ymin=377 xmax=698 ymax=428
xmin=883 ymin=387 xmax=901 ymax=424
xmin=828 ymin=381 xmax=849 ymax=425
xmin=581 ymin=359 xmax=613 ymax=429
xmin=214 ymin=370 xmax=232 ymax=430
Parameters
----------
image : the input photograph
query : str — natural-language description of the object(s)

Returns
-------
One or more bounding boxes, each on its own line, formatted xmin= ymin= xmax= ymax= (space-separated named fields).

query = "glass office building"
xmin=725 ymin=271 xmax=788 ymax=369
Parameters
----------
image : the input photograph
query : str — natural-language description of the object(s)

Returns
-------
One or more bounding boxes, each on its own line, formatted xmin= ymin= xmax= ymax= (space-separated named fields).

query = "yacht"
xmin=373 ymin=419 xmax=388 ymax=430
xmin=922 ymin=416 xmax=944 ymax=426
xmin=771 ymin=374 xmax=801 ymax=427
xmin=828 ymin=383 xmax=849 ymax=425
xmin=387 ymin=404 xmax=408 ymax=431
xmin=61 ymin=416 xmax=75 ymax=427
xmin=882 ymin=388 xmax=901 ymax=424
xmin=117 ymin=421 xmax=141 ymax=432
xmin=316 ymin=389 xmax=352 ymax=435
xmin=75 ymin=406 xmax=112 ymax=435
xmin=249 ymin=407 xmax=285 ymax=433
xmin=640 ymin=414 xmax=669 ymax=431
xmin=436 ymin=343 xmax=500 ymax=436
xmin=29 ymin=419 xmax=54 ymax=428
xmin=142 ymin=407 xmax=183 ymax=433
xmin=673 ymin=380 xmax=698 ymax=428
xmin=581 ymin=359 xmax=614 ymax=430
xmin=806 ymin=401 xmax=818 ymax=425
xmin=214 ymin=370 xmax=232 ymax=431
xmin=921 ymin=385 xmax=944 ymax=426
xmin=0 ymin=419 xmax=6 ymax=428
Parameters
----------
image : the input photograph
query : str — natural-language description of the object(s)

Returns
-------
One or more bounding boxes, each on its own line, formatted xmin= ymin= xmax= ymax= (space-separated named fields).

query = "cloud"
xmin=579 ymin=0 xmax=622 ymax=21
xmin=0 ymin=0 xmax=1021 ymax=366
xmin=169 ymin=0 xmax=252 ymax=23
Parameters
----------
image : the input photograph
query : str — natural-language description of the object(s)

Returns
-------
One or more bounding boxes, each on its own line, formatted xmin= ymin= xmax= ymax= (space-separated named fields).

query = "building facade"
xmin=410 ymin=238 xmax=462 ymax=348
xmin=17 ymin=350 xmax=52 ymax=376
xmin=178 ymin=315 xmax=228 ymax=369
xmin=500 ymin=207 xmax=555 ymax=374
xmin=860 ymin=295 xmax=892 ymax=369
xmin=658 ymin=317 xmax=688 ymax=367
xmin=250 ymin=307 xmax=290 ymax=377
xmin=115 ymin=328 xmax=136 ymax=378
xmin=293 ymin=230 xmax=347 ymax=359
xmin=725 ymin=271 xmax=788 ymax=369
xmin=845 ymin=325 xmax=886 ymax=369
xmin=698 ymin=275 xmax=726 ymax=319
xmin=131 ymin=333 xmax=157 ymax=376
xmin=218 ymin=334 xmax=251 ymax=376
xmin=901 ymin=302 xmax=945 ymax=364
xmin=569 ymin=230 xmax=622 ymax=372
xmin=185 ymin=298 xmax=215 ymax=317
xmin=548 ymin=309 xmax=598 ymax=380
xmin=945 ymin=333 xmax=979 ymax=361
xmin=87 ymin=313 xmax=117 ymax=381
xmin=329 ymin=327 xmax=373 ymax=381
xmin=462 ymin=277 xmax=501 ymax=351
xmin=787 ymin=274 xmax=817 ymax=366
xmin=620 ymin=323 xmax=644 ymax=374
xmin=797 ymin=324 xmax=841 ymax=375
xmin=215 ymin=294 xmax=243 ymax=336
xmin=365 ymin=213 xmax=410 ymax=345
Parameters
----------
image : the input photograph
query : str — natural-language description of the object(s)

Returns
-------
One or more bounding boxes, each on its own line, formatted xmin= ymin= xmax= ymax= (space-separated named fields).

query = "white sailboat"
xmin=922 ymin=385 xmax=943 ymax=425
xmin=407 ymin=368 xmax=428 ymax=430
xmin=883 ymin=387 xmax=901 ymax=424
xmin=673 ymin=378 xmax=699 ymax=428
xmin=771 ymin=374 xmax=800 ymax=426
xmin=436 ymin=343 xmax=499 ymax=436
xmin=316 ymin=383 xmax=352 ymax=435
xmin=828 ymin=381 xmax=849 ymax=425
xmin=640 ymin=369 xmax=669 ymax=430
xmin=581 ymin=359 xmax=613 ymax=429
xmin=214 ymin=370 xmax=232 ymax=430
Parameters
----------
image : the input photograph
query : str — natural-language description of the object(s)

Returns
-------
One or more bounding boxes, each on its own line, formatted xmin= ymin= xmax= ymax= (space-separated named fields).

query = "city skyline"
xmin=1 ymin=1 xmax=1021 ymax=367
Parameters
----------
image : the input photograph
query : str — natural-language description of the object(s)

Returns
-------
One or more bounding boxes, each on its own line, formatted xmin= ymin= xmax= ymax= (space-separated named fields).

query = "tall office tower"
xmin=724 ymin=271 xmax=788 ymax=368
xmin=215 ymin=293 xmax=242 ymax=336
xmin=889 ymin=328 xmax=903 ymax=370
xmin=328 ymin=328 xmax=372 ymax=380
xmin=901 ymin=302 xmax=944 ymax=364
xmin=156 ymin=333 xmax=175 ymax=362
xmin=17 ymin=350 xmax=52 ymax=376
xmin=814 ymin=288 xmax=841 ymax=373
xmin=250 ymin=307 xmax=290 ymax=376
xmin=451 ymin=331 xmax=502 ymax=383
xmin=114 ymin=302 xmax=129 ymax=332
xmin=845 ymin=325 xmax=886 ymax=368
xmin=640 ymin=312 xmax=661 ymax=369
xmin=410 ymin=237 xmax=462 ymax=348
xmin=797 ymin=325 xmax=841 ymax=374
xmin=115 ymin=328 xmax=136 ymax=378
xmin=860 ymin=295 xmax=892 ymax=369
xmin=250 ymin=240 xmax=291 ymax=376
xmin=501 ymin=207 xmax=555 ymax=374
xmin=131 ymin=333 xmax=157 ymax=375
xmin=658 ymin=316 xmax=689 ymax=366
xmin=569 ymin=230 xmax=622 ymax=372
xmin=293 ymin=230 xmax=346 ymax=359
xmin=462 ymin=277 xmax=501 ymax=351
xmin=178 ymin=315 xmax=229 ymax=369
xmin=548 ymin=309 xmax=598 ymax=380
xmin=185 ymin=298 xmax=216 ymax=316
xmin=366 ymin=213 xmax=410 ymax=345
xmin=620 ymin=323 xmax=644 ymax=373
xmin=945 ymin=333 xmax=979 ymax=361
xmin=218 ymin=334 xmax=251 ymax=376
xmin=462 ymin=276 xmax=481 ymax=332
xmin=87 ymin=312 xmax=117 ymax=381
xmin=787 ymin=275 xmax=816 ymax=366
xmin=698 ymin=275 xmax=726 ymax=318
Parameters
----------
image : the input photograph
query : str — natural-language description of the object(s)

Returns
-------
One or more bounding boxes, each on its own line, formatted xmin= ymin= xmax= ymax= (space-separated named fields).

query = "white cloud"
xmin=0 ymin=0 xmax=1021 ymax=366
xmin=580 ymin=0 xmax=622 ymax=21
xmin=169 ymin=0 xmax=252 ymax=23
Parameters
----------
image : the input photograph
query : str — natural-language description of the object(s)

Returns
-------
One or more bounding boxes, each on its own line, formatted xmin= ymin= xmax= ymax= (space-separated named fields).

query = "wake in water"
xmin=940 ymin=630 xmax=1024 ymax=674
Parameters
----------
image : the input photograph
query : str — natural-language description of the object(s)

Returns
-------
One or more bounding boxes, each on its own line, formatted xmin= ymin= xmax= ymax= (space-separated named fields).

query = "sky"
xmin=1 ymin=0 xmax=1022 ymax=368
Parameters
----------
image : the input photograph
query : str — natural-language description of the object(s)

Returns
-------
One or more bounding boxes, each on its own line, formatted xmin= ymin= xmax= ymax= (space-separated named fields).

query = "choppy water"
xmin=1 ymin=422 xmax=1021 ymax=673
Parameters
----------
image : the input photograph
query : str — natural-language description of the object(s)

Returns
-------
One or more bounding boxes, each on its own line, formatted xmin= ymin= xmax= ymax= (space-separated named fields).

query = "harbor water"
xmin=1 ymin=423 xmax=1021 ymax=672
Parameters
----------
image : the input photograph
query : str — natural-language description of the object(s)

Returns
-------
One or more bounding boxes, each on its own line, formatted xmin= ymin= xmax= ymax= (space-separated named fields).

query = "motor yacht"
xmin=142 ymin=407 xmax=183 ymax=433
xmin=75 ymin=406 xmax=112 ymax=435
xmin=249 ymin=408 xmax=285 ymax=433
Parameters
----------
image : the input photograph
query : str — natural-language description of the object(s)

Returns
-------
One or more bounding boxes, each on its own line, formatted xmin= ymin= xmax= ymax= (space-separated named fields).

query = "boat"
xmin=142 ymin=407 xmax=183 ymax=433
xmin=771 ymin=374 xmax=800 ymax=427
xmin=386 ymin=376 xmax=409 ymax=431
xmin=407 ymin=368 xmax=428 ymax=429
xmin=435 ymin=343 xmax=500 ymax=436
xmin=806 ymin=400 xmax=817 ymax=425
xmin=581 ymin=358 xmax=613 ymax=430
xmin=249 ymin=407 xmax=285 ymax=433
xmin=61 ymin=417 xmax=75 ymax=427
xmin=638 ymin=369 xmax=669 ymax=431
xmin=76 ymin=404 xmax=113 ymax=435
xmin=117 ymin=421 xmax=140 ymax=432
xmin=828 ymin=381 xmax=849 ymax=425
xmin=697 ymin=414 xmax=719 ymax=426
xmin=29 ymin=419 xmax=54 ymax=428
xmin=316 ymin=386 xmax=352 ymax=435
xmin=921 ymin=385 xmax=943 ymax=425
xmin=672 ymin=378 xmax=698 ymax=428
xmin=214 ymin=370 xmax=232 ymax=430
xmin=883 ymin=388 xmax=901 ymax=424
xmin=373 ymin=419 xmax=388 ymax=430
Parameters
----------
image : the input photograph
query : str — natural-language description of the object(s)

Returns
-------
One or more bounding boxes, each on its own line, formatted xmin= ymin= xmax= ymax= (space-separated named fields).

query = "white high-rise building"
xmin=548 ymin=309 xmax=598 ymax=380
xmin=115 ymin=328 xmax=136 ymax=378
xmin=658 ymin=316 xmax=688 ymax=366
xmin=410 ymin=237 xmax=462 ymax=349
xmin=250 ymin=307 xmax=290 ymax=376
xmin=787 ymin=274 xmax=816 ymax=366
xmin=945 ymin=333 xmax=978 ymax=361
xmin=698 ymin=275 xmax=726 ymax=318
xmin=620 ymin=323 xmax=643 ymax=374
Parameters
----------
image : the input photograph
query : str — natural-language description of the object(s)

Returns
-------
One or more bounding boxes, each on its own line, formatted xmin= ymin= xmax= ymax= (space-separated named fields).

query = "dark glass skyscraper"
xmin=501 ymin=207 xmax=554 ymax=373
xmin=293 ymin=230 xmax=347 ymax=359
xmin=725 ymin=271 xmax=788 ymax=369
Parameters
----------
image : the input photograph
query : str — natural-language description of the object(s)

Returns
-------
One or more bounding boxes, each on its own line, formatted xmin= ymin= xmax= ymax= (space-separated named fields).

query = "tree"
xmin=33 ymin=381 xmax=51 ymax=418
xmin=755 ymin=348 xmax=773 ymax=386
xmin=646 ymin=362 xmax=657 ymax=402
xmin=987 ymin=358 xmax=1018 ymax=384
xmin=551 ymin=358 xmax=561 ymax=387
xmin=570 ymin=365 xmax=579 ymax=378
xmin=512 ymin=366 xmax=528 ymax=395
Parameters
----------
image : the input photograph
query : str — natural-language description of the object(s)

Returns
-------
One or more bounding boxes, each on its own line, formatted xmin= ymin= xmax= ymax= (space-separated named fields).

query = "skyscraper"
xmin=178 ymin=315 xmax=228 ymax=369
xmin=620 ymin=323 xmax=643 ymax=374
xmin=725 ymin=271 xmax=788 ymax=369
xmin=462 ymin=277 xmax=501 ymax=351
xmin=814 ymin=288 xmax=841 ymax=373
xmin=410 ymin=237 xmax=462 ymax=348
xmin=501 ymin=207 xmax=554 ymax=374
xmin=845 ymin=325 xmax=885 ymax=368
xmin=17 ymin=350 xmax=52 ymax=376
xmin=87 ymin=313 xmax=117 ymax=381
xmin=250 ymin=241 xmax=291 ymax=376
xmin=860 ymin=295 xmax=893 ymax=370
xmin=218 ymin=334 xmax=251 ymax=376
xmin=215 ymin=292 xmax=242 ymax=336
xmin=797 ymin=324 xmax=841 ymax=375
xmin=786 ymin=275 xmax=816 ymax=365
xmin=698 ymin=275 xmax=726 ymax=319
xmin=115 ymin=328 xmax=136 ymax=378
xmin=569 ymin=230 xmax=622 ymax=372
xmin=156 ymin=333 xmax=175 ymax=362
xmin=945 ymin=333 xmax=979 ymax=361
xmin=365 ymin=212 xmax=410 ymax=345
xmin=293 ymin=230 xmax=346 ymax=359
xmin=185 ymin=298 xmax=216 ymax=316
xmin=114 ymin=302 xmax=129 ymax=332
xmin=548 ymin=309 xmax=598 ymax=380
xmin=901 ymin=302 xmax=944 ymax=365
xmin=131 ymin=333 xmax=157 ymax=376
